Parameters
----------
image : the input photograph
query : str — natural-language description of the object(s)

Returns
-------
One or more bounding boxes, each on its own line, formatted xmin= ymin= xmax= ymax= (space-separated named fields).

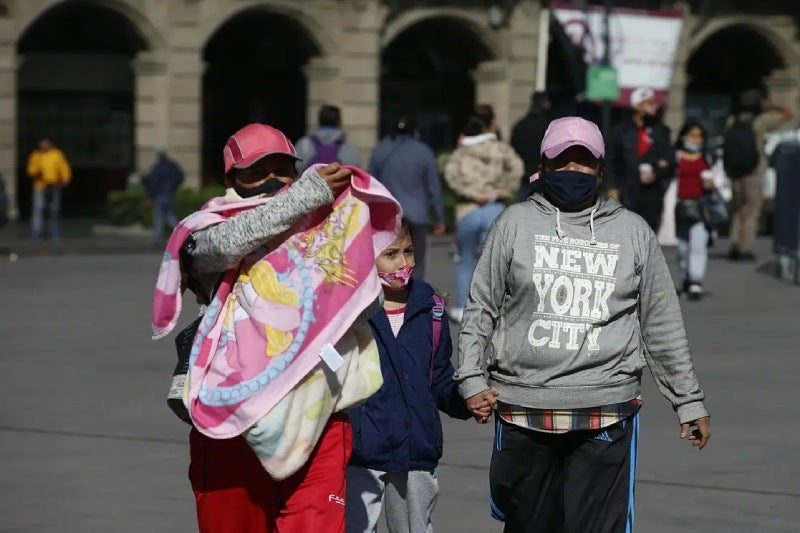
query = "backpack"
xmin=429 ymin=294 xmax=445 ymax=386
xmin=307 ymin=135 xmax=345 ymax=166
xmin=723 ymin=118 xmax=760 ymax=179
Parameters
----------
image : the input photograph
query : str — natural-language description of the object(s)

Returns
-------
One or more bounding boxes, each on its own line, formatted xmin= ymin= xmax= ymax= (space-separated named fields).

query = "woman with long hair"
xmin=674 ymin=120 xmax=714 ymax=300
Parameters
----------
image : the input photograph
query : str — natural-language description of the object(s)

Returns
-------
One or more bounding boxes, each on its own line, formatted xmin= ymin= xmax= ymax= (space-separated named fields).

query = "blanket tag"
xmin=320 ymin=344 xmax=344 ymax=372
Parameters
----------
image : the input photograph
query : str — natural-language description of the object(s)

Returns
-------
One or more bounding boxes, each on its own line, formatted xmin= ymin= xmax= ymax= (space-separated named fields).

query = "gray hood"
xmin=529 ymin=192 xmax=625 ymax=245
xmin=312 ymin=128 xmax=347 ymax=143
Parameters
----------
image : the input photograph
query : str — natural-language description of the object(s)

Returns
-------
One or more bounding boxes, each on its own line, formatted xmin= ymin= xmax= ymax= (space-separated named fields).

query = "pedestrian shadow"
xmin=756 ymin=257 xmax=800 ymax=285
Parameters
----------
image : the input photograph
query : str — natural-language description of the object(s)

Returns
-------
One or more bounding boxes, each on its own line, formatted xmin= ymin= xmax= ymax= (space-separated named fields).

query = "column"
xmin=507 ymin=0 xmax=540 ymax=133
xmin=167 ymin=49 xmax=203 ymax=189
xmin=665 ymin=3 xmax=693 ymax=134
xmin=133 ymin=51 xmax=169 ymax=181
xmin=304 ymin=56 xmax=342 ymax=133
xmin=0 ymin=23 xmax=17 ymax=219
xmin=339 ymin=0 xmax=383 ymax=163
xmin=473 ymin=60 xmax=511 ymax=136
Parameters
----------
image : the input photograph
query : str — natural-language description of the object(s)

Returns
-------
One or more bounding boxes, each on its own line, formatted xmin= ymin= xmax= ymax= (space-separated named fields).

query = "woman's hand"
xmin=466 ymin=389 xmax=499 ymax=424
xmin=318 ymin=163 xmax=352 ymax=195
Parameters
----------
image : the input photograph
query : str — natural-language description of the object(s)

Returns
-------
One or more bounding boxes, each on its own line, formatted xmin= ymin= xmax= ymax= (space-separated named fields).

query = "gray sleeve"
xmin=294 ymin=136 xmax=315 ymax=172
xmin=454 ymin=214 xmax=511 ymax=399
xmin=187 ymin=168 xmax=334 ymax=274
xmin=338 ymin=142 xmax=362 ymax=168
xmin=638 ymin=234 xmax=709 ymax=424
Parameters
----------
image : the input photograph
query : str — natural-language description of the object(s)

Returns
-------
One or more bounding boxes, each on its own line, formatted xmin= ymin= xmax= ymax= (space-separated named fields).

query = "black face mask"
xmin=542 ymin=170 xmax=599 ymax=209
xmin=642 ymin=114 xmax=658 ymax=127
xmin=233 ymin=178 xmax=287 ymax=198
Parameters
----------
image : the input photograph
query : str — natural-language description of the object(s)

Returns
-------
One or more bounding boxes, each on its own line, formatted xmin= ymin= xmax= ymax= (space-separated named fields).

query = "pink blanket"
xmin=152 ymin=167 xmax=401 ymax=438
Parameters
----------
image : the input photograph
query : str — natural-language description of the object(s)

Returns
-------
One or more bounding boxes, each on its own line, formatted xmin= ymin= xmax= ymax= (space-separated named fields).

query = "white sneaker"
xmin=688 ymin=283 xmax=704 ymax=301
xmin=449 ymin=307 xmax=464 ymax=323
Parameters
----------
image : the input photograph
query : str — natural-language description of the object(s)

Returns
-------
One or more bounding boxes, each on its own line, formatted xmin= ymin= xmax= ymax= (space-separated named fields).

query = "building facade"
xmin=1 ymin=0 xmax=798 ymax=218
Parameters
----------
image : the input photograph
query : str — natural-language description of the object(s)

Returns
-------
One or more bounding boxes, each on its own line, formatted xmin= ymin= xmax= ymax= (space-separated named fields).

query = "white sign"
xmin=552 ymin=2 xmax=684 ymax=105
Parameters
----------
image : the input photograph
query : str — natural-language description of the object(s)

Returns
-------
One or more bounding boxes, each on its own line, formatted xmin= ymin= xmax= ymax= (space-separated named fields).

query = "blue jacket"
xmin=368 ymin=135 xmax=445 ymax=226
xmin=147 ymin=156 xmax=184 ymax=201
xmin=349 ymin=280 xmax=471 ymax=473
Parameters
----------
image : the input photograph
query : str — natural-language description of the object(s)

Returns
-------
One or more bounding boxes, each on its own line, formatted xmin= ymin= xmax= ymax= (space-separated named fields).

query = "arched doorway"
xmin=686 ymin=24 xmax=786 ymax=137
xmin=17 ymin=1 xmax=149 ymax=217
xmin=381 ymin=16 xmax=496 ymax=152
xmin=202 ymin=9 xmax=321 ymax=182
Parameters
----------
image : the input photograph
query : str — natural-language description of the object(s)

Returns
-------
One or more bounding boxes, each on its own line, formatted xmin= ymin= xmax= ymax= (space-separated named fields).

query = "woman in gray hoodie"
xmin=455 ymin=117 xmax=710 ymax=533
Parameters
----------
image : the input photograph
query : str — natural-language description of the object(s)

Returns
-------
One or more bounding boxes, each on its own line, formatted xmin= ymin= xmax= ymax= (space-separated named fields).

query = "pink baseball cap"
xmin=529 ymin=117 xmax=604 ymax=182
xmin=222 ymin=123 xmax=300 ymax=174
xmin=541 ymin=117 xmax=605 ymax=159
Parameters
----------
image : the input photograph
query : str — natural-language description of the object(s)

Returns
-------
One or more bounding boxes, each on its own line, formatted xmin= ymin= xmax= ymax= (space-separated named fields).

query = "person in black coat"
xmin=606 ymin=87 xmax=676 ymax=232
xmin=511 ymin=91 xmax=551 ymax=201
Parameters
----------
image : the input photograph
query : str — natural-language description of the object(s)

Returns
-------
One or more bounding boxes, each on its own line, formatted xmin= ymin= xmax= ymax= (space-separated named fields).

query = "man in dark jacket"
xmin=511 ymin=91 xmax=551 ymax=201
xmin=368 ymin=115 xmax=446 ymax=280
xmin=606 ymin=87 xmax=676 ymax=232
xmin=147 ymin=148 xmax=184 ymax=245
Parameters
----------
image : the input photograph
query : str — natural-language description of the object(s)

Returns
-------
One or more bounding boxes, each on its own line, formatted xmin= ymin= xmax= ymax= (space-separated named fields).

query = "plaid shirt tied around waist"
xmin=497 ymin=397 xmax=643 ymax=434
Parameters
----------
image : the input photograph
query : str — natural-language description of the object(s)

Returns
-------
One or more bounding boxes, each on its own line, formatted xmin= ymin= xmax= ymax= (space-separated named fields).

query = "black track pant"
xmin=489 ymin=414 xmax=639 ymax=533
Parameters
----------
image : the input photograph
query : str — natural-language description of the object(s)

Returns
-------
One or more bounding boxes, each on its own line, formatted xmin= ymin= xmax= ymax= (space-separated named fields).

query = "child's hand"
xmin=465 ymin=389 xmax=498 ymax=424
xmin=318 ymin=163 xmax=352 ymax=195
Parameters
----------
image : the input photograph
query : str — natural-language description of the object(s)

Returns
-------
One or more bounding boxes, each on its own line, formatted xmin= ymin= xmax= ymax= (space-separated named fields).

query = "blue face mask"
xmin=542 ymin=170 xmax=599 ymax=208
xmin=683 ymin=141 xmax=703 ymax=153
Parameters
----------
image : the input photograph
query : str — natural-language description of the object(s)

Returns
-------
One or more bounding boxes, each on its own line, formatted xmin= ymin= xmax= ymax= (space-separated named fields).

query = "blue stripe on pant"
xmin=626 ymin=413 xmax=640 ymax=533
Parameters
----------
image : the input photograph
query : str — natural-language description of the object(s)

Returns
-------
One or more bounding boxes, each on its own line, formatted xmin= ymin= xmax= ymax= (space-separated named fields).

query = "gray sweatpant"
xmin=346 ymin=466 xmax=438 ymax=533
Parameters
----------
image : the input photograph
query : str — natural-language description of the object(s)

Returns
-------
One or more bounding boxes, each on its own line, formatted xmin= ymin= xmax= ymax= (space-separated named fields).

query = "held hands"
xmin=318 ymin=162 xmax=352 ymax=195
xmin=680 ymin=416 xmax=711 ymax=450
xmin=466 ymin=389 xmax=499 ymax=424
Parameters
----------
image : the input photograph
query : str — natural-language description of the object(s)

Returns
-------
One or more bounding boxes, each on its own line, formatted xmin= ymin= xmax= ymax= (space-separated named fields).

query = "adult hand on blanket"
xmin=680 ymin=416 xmax=711 ymax=450
xmin=318 ymin=162 xmax=352 ymax=195
xmin=466 ymin=389 xmax=498 ymax=424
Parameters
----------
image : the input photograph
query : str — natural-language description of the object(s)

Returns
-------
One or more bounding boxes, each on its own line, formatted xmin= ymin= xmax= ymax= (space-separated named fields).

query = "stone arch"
xmin=380 ymin=9 xmax=501 ymax=150
xmin=15 ymin=0 xmax=161 ymax=218
xmin=685 ymin=17 xmax=798 ymax=135
xmin=204 ymin=1 xmax=332 ymax=60
xmin=201 ymin=3 xmax=328 ymax=180
xmin=15 ymin=0 xmax=165 ymax=52
xmin=689 ymin=18 xmax=797 ymax=70
xmin=381 ymin=8 xmax=502 ymax=60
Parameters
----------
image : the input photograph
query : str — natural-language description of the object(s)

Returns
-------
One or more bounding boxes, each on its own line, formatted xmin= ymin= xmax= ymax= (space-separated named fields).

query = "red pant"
xmin=189 ymin=414 xmax=351 ymax=533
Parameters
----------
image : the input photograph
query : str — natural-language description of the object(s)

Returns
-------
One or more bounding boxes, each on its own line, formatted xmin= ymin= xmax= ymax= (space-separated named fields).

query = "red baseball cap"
xmin=222 ymin=123 xmax=300 ymax=174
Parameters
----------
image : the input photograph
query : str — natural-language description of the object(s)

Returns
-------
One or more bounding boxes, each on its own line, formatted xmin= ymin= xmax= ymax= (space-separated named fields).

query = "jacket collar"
xmin=370 ymin=280 xmax=434 ymax=333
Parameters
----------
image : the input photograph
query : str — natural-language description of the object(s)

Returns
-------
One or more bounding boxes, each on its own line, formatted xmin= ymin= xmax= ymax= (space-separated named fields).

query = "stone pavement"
xmin=0 ymin=231 xmax=798 ymax=532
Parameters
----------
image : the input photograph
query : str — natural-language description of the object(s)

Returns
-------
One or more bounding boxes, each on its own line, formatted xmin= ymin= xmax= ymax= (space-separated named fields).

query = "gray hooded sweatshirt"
xmin=454 ymin=193 xmax=708 ymax=425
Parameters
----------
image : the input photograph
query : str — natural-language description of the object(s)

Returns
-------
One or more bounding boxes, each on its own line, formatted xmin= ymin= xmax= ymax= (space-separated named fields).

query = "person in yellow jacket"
xmin=26 ymin=138 xmax=71 ymax=239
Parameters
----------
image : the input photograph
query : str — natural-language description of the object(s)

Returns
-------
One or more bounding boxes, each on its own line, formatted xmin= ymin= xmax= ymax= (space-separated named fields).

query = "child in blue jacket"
xmin=346 ymin=219 xmax=474 ymax=533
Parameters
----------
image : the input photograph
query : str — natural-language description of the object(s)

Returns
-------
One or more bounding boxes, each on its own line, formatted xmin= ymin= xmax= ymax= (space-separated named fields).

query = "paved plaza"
xmin=0 ymin=229 xmax=798 ymax=532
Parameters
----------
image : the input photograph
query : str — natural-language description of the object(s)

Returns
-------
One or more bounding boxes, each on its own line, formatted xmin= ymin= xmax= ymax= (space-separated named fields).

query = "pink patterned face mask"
xmin=378 ymin=264 xmax=414 ymax=289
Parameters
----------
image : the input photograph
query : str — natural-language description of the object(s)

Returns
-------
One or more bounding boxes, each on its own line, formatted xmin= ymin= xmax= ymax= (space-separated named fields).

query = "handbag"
xmin=702 ymin=189 xmax=729 ymax=227
xmin=167 ymin=316 xmax=201 ymax=425
xmin=166 ymin=240 xmax=218 ymax=425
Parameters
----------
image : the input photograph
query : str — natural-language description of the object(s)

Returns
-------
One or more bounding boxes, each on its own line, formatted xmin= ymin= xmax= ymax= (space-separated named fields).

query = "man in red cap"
xmin=457 ymin=117 xmax=710 ymax=532
xmin=180 ymin=123 xmax=357 ymax=532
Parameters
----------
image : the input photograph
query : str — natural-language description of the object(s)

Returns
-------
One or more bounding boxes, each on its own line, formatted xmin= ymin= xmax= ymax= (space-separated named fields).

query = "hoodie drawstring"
xmin=555 ymin=208 xmax=565 ymax=240
xmin=589 ymin=207 xmax=598 ymax=246
xmin=555 ymin=206 xmax=599 ymax=245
